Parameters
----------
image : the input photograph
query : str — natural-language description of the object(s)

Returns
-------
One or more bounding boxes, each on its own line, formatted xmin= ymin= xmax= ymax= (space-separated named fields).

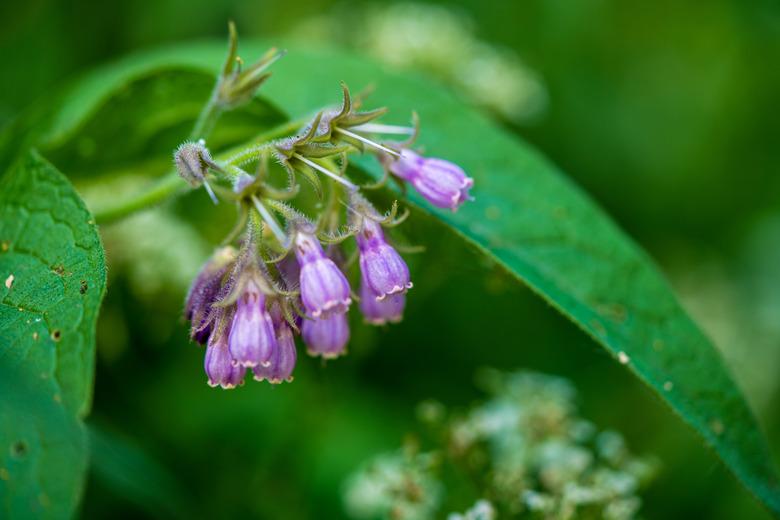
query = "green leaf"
xmin=88 ymin=423 xmax=191 ymax=519
xmin=4 ymin=40 xmax=779 ymax=514
xmin=270 ymin=49 xmax=780 ymax=512
xmin=40 ymin=69 xmax=287 ymax=179
xmin=0 ymin=150 xmax=107 ymax=518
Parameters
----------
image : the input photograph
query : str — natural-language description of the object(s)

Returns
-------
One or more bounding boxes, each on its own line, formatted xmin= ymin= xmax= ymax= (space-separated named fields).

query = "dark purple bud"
xmin=205 ymin=332 xmax=246 ymax=389
xmin=389 ymin=150 xmax=474 ymax=211
xmin=276 ymin=253 xmax=301 ymax=290
xmin=357 ymin=218 xmax=412 ymax=300
xmin=253 ymin=317 xmax=297 ymax=384
xmin=185 ymin=248 xmax=235 ymax=345
xmin=360 ymin=274 xmax=405 ymax=324
xmin=302 ymin=313 xmax=350 ymax=358
xmin=228 ymin=280 xmax=277 ymax=367
xmin=295 ymin=231 xmax=352 ymax=317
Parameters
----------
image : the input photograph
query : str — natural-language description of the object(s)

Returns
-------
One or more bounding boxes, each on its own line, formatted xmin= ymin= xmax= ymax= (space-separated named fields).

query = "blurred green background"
xmin=2 ymin=0 xmax=779 ymax=518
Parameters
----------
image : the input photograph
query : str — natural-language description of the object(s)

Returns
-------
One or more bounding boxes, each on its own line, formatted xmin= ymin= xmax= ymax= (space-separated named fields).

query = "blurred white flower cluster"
xmin=343 ymin=448 xmax=442 ymax=520
xmin=291 ymin=3 xmax=548 ymax=124
xmin=343 ymin=370 xmax=657 ymax=519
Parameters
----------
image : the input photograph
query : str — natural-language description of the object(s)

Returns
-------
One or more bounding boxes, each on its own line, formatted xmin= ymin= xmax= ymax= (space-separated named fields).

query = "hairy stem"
xmin=225 ymin=118 xmax=304 ymax=166
xmin=94 ymin=119 xmax=306 ymax=224
xmin=189 ymin=89 xmax=224 ymax=141
xmin=93 ymin=173 xmax=186 ymax=224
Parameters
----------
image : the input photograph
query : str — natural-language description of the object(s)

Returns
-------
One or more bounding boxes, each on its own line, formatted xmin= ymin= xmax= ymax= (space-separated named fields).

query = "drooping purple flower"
xmin=228 ymin=280 xmax=277 ymax=367
xmin=185 ymin=248 xmax=235 ymax=344
xmin=294 ymin=230 xmax=352 ymax=318
xmin=205 ymin=331 xmax=246 ymax=389
xmin=357 ymin=218 xmax=412 ymax=300
xmin=253 ymin=319 xmax=297 ymax=384
xmin=302 ymin=312 xmax=350 ymax=358
xmin=252 ymin=304 xmax=297 ymax=383
xmin=360 ymin=274 xmax=405 ymax=324
xmin=389 ymin=150 xmax=473 ymax=211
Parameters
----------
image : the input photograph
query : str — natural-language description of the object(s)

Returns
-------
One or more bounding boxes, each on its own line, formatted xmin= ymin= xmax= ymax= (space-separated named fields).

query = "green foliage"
xmin=0 ymin=38 xmax=778 ymax=517
xmin=263 ymin=45 xmax=780 ymax=513
xmin=88 ymin=423 xmax=190 ymax=518
xmin=0 ymin=151 xmax=106 ymax=518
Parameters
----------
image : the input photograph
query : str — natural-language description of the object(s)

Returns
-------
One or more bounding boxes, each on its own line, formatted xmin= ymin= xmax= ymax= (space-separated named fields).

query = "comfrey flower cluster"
xmin=176 ymin=27 xmax=474 ymax=388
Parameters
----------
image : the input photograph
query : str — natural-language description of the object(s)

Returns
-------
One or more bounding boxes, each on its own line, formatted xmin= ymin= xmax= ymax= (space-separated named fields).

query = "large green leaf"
xmin=6 ymin=40 xmax=780 ymax=514
xmin=0 ymin=151 xmax=107 ymax=518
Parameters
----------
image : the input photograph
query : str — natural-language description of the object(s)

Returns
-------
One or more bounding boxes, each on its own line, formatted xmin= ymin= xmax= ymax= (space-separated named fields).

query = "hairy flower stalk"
xmin=176 ymin=24 xmax=474 ymax=388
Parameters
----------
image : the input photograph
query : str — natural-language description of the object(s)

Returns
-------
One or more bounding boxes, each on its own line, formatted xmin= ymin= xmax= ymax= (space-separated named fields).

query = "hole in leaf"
xmin=80 ymin=280 xmax=88 ymax=294
xmin=51 ymin=329 xmax=62 ymax=342
xmin=11 ymin=441 xmax=27 ymax=458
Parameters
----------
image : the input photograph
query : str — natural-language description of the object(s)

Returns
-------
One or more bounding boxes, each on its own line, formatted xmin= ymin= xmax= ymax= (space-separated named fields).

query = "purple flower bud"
xmin=295 ymin=231 xmax=352 ymax=318
xmin=205 ymin=333 xmax=246 ymax=389
xmin=357 ymin=219 xmax=412 ymax=299
xmin=228 ymin=280 xmax=277 ymax=367
xmin=360 ymin=274 xmax=405 ymax=324
xmin=174 ymin=141 xmax=213 ymax=187
xmin=253 ymin=318 xmax=297 ymax=384
xmin=185 ymin=248 xmax=235 ymax=344
xmin=302 ymin=313 xmax=350 ymax=359
xmin=389 ymin=150 xmax=473 ymax=211
xmin=233 ymin=172 xmax=256 ymax=194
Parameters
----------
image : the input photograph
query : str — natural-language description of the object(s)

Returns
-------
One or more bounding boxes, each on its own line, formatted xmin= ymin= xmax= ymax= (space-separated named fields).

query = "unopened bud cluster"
xmin=176 ymin=29 xmax=474 ymax=388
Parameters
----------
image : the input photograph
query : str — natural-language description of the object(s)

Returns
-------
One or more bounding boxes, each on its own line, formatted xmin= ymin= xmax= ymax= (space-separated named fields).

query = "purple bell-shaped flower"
xmin=357 ymin=218 xmax=412 ymax=300
xmin=205 ymin=330 xmax=246 ymax=389
xmin=227 ymin=279 xmax=277 ymax=367
xmin=302 ymin=312 xmax=350 ymax=359
xmin=253 ymin=304 xmax=297 ymax=384
xmin=294 ymin=230 xmax=352 ymax=317
xmin=185 ymin=247 xmax=235 ymax=344
xmin=359 ymin=273 xmax=405 ymax=324
xmin=389 ymin=150 xmax=473 ymax=211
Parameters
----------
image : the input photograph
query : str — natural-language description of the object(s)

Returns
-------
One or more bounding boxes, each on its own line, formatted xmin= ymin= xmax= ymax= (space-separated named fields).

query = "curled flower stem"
xmin=93 ymin=119 xmax=307 ymax=224
xmin=226 ymin=144 xmax=272 ymax=168
xmin=225 ymin=118 xmax=304 ymax=166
